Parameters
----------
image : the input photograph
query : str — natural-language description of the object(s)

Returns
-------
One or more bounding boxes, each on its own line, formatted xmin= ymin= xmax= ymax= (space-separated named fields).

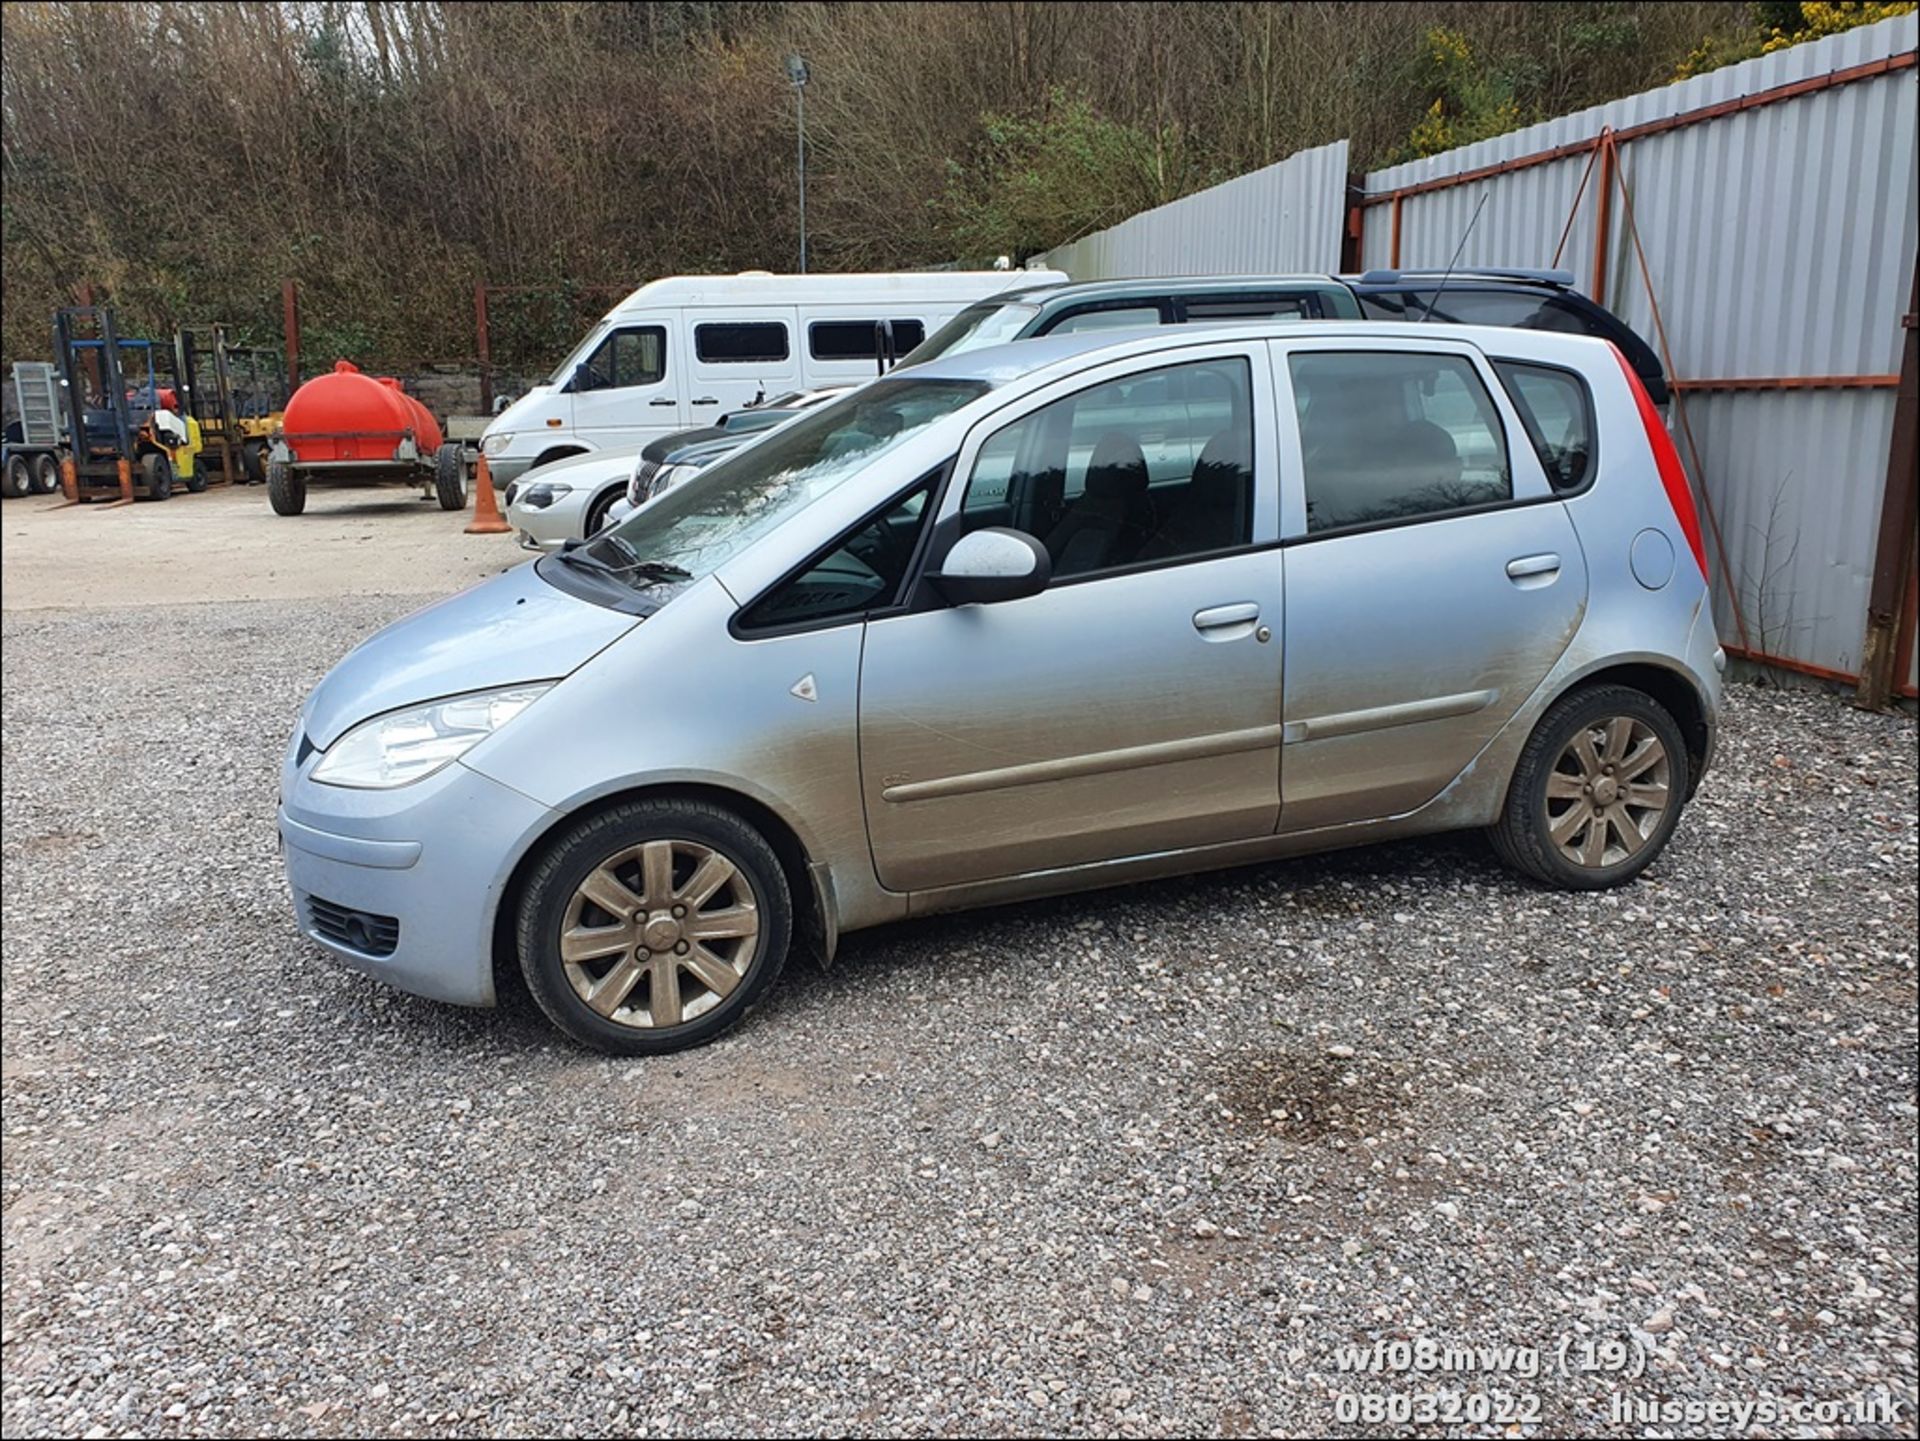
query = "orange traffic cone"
xmin=466 ymin=453 xmax=511 ymax=535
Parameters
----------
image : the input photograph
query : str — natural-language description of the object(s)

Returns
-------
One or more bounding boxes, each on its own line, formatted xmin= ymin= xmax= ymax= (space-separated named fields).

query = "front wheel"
xmin=139 ymin=451 xmax=174 ymax=500
xmin=516 ymin=800 xmax=792 ymax=1055
xmin=434 ymin=442 xmax=467 ymax=511
xmin=1490 ymin=683 xmax=1689 ymax=890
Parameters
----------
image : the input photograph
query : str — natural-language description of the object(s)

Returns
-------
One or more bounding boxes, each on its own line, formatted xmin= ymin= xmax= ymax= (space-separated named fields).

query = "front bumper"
xmin=279 ymin=751 xmax=555 ymax=1008
xmin=504 ymin=488 xmax=593 ymax=552
xmin=487 ymin=454 xmax=537 ymax=487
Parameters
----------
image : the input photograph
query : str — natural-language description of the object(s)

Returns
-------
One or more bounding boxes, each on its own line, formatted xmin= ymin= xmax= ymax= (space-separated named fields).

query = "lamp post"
xmin=786 ymin=53 xmax=809 ymax=274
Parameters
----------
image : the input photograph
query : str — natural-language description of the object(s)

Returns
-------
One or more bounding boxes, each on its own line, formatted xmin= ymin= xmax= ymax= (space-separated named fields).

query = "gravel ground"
xmin=3 ymin=596 xmax=1915 ymax=1439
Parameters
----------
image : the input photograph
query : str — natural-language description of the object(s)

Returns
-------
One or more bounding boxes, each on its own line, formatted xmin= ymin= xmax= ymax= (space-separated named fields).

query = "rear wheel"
xmin=33 ymin=452 xmax=64 ymax=493
xmin=517 ymin=799 xmax=792 ymax=1055
xmin=139 ymin=451 xmax=174 ymax=500
xmin=241 ymin=440 xmax=266 ymax=484
xmin=434 ymin=442 xmax=467 ymax=511
xmin=183 ymin=456 xmax=208 ymax=493
xmin=1491 ymin=683 xmax=1688 ymax=890
xmin=266 ymin=458 xmax=305 ymax=515
xmin=2 ymin=455 xmax=29 ymax=498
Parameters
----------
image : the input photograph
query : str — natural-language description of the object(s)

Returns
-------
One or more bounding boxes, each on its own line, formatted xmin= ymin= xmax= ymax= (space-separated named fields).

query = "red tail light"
xmin=1612 ymin=345 xmax=1707 ymax=581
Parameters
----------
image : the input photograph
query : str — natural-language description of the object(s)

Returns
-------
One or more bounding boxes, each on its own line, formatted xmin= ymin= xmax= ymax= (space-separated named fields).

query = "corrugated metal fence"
xmin=1041 ymin=14 xmax=1919 ymax=700
xmin=1040 ymin=139 xmax=1349 ymax=278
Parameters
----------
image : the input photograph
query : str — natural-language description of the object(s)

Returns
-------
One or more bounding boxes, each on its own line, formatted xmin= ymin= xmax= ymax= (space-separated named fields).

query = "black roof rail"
xmin=1356 ymin=267 xmax=1576 ymax=287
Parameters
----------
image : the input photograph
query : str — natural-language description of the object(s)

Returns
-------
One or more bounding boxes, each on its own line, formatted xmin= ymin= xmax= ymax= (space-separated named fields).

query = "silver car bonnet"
xmin=302 ymin=562 xmax=638 ymax=748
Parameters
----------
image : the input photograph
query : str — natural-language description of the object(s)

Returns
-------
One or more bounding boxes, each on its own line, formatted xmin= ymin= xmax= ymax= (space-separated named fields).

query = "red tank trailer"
xmin=265 ymin=361 xmax=467 ymax=516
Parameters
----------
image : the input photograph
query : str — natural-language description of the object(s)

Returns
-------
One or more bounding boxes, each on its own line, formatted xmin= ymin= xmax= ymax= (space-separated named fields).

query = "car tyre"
xmin=1491 ymin=683 xmax=1689 ymax=891
xmin=517 ymin=799 xmax=792 ymax=1055
xmin=139 ymin=451 xmax=173 ymax=500
xmin=434 ymin=442 xmax=467 ymax=511
xmin=2 ymin=455 xmax=29 ymax=498
xmin=583 ymin=485 xmax=621 ymax=536
xmin=267 ymin=458 xmax=305 ymax=515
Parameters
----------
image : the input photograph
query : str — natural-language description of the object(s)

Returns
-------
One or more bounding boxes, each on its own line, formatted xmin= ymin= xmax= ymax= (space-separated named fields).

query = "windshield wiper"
xmin=555 ymin=540 xmax=691 ymax=586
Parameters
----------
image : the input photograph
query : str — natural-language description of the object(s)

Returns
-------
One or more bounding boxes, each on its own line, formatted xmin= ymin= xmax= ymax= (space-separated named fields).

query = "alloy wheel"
xmin=1544 ymin=716 xmax=1671 ymax=869
xmin=558 ymin=838 xmax=761 ymax=1029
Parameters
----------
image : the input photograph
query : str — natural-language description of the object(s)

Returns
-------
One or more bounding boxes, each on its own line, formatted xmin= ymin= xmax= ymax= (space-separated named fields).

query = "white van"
xmin=479 ymin=270 xmax=1063 ymax=486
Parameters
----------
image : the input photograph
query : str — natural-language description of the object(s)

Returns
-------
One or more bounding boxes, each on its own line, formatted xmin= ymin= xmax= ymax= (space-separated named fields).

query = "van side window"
xmin=959 ymin=358 xmax=1255 ymax=578
xmin=696 ymin=323 xmax=790 ymax=364
xmin=739 ymin=484 xmax=933 ymax=630
xmin=574 ymin=326 xmax=666 ymax=391
xmin=1291 ymin=351 xmax=1511 ymax=533
xmin=809 ymin=320 xmax=927 ymax=362
xmin=1494 ymin=360 xmax=1595 ymax=493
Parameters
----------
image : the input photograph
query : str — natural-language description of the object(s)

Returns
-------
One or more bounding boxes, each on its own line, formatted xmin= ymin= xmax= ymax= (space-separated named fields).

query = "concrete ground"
xmin=1 ymin=490 xmax=1915 ymax=1438
xmin=0 ymin=484 xmax=516 ymax=612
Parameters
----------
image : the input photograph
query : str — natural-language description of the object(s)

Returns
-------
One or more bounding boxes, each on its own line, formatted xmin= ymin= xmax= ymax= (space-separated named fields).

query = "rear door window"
xmin=1290 ymin=351 xmax=1512 ymax=533
xmin=695 ymin=322 xmax=791 ymax=364
xmin=1494 ymin=361 xmax=1595 ymax=493
xmin=808 ymin=320 xmax=928 ymax=362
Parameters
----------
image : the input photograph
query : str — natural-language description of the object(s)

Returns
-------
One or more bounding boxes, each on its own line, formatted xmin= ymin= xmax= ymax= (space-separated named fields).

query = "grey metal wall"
xmin=1039 ymin=140 xmax=1349 ymax=279
xmin=1362 ymin=13 xmax=1918 ymax=682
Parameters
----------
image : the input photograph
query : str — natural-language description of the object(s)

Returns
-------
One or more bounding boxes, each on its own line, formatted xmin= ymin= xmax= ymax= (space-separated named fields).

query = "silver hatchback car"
xmin=281 ymin=322 xmax=1723 ymax=1054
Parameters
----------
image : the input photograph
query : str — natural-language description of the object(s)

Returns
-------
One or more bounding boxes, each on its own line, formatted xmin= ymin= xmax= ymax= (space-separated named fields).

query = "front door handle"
xmin=649 ymin=397 xmax=678 ymax=407
xmin=1193 ymin=602 xmax=1262 ymax=642
xmin=691 ymin=396 xmax=719 ymax=406
xmin=1506 ymin=553 xmax=1561 ymax=582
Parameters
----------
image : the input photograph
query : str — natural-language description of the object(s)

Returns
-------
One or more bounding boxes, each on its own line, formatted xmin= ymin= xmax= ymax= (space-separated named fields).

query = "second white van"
xmin=479 ymin=270 xmax=1063 ymax=486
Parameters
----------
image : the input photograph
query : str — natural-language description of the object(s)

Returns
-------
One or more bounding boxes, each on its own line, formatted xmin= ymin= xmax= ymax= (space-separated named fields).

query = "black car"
xmin=1343 ymin=268 xmax=1669 ymax=405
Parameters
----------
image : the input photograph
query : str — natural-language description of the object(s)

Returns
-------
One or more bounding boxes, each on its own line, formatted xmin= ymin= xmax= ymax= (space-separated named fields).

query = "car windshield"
xmin=900 ymin=300 xmax=1042 ymax=366
xmin=572 ymin=377 xmax=991 ymax=593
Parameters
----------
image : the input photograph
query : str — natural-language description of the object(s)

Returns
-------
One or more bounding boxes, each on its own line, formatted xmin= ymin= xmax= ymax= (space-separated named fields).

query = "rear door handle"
xmin=1506 ymin=553 xmax=1561 ymax=581
xmin=691 ymin=396 xmax=719 ymax=406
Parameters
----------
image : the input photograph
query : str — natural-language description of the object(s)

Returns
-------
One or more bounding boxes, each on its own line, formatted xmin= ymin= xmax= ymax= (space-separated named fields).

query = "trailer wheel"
xmin=32 ymin=453 xmax=63 ymax=494
xmin=2 ymin=455 xmax=29 ymax=498
xmin=267 ymin=459 xmax=306 ymax=516
xmin=434 ymin=442 xmax=468 ymax=511
xmin=242 ymin=440 xmax=266 ymax=484
xmin=140 ymin=452 xmax=174 ymax=500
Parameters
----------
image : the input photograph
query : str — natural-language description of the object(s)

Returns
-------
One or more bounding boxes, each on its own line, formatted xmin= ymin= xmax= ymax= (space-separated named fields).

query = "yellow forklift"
xmin=175 ymin=325 xmax=286 ymax=485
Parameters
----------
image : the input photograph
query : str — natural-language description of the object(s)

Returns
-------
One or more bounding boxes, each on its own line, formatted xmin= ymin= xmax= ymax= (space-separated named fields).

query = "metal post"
xmin=475 ymin=283 xmax=493 ymax=416
xmin=1340 ymin=171 xmax=1366 ymax=273
xmin=796 ymin=83 xmax=808 ymax=274
xmin=1856 ymin=260 xmax=1920 ymax=709
xmin=282 ymin=279 xmax=301 ymax=394
xmin=1389 ymin=196 xmax=1403 ymax=268
xmin=1590 ymin=130 xmax=1615 ymax=306
xmin=787 ymin=54 xmax=810 ymax=274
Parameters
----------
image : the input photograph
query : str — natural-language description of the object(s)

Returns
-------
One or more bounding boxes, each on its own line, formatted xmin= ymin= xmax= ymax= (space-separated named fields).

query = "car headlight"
xmin=311 ymin=685 xmax=551 ymax=789
xmin=482 ymin=433 xmax=515 ymax=456
xmin=653 ymin=462 xmax=700 ymax=497
xmin=519 ymin=482 xmax=572 ymax=509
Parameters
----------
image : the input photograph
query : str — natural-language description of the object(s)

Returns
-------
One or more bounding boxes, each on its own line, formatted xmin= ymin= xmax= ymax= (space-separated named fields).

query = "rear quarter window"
xmin=1493 ymin=360 xmax=1596 ymax=494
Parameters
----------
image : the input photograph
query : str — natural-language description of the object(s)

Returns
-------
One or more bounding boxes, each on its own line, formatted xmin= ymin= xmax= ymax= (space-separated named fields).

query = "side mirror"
xmin=927 ymin=527 xmax=1050 ymax=606
xmin=567 ymin=363 xmax=598 ymax=394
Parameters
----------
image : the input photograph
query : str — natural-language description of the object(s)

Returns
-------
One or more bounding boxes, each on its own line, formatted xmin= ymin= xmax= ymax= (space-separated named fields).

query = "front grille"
xmin=630 ymin=457 xmax=661 ymax=506
xmin=308 ymin=896 xmax=400 ymax=957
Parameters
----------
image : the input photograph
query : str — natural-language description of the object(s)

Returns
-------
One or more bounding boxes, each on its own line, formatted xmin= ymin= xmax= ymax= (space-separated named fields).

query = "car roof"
xmin=898 ymin=319 xmax=1618 ymax=385
xmin=989 ymin=274 xmax=1352 ymax=307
